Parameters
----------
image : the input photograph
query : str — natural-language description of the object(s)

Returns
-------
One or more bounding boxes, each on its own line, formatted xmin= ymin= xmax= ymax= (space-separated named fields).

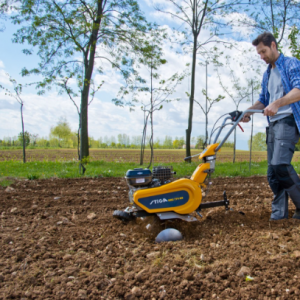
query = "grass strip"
xmin=0 ymin=160 xmax=274 ymax=180
xmin=2 ymin=160 xmax=300 ymax=182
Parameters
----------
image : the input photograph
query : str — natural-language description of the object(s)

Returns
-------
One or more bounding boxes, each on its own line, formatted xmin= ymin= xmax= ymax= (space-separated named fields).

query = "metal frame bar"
xmin=215 ymin=110 xmax=264 ymax=152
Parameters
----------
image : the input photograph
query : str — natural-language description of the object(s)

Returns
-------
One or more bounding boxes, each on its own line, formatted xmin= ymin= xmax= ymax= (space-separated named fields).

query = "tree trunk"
xmin=149 ymin=64 xmax=154 ymax=168
xmin=80 ymin=0 xmax=103 ymax=160
xmin=80 ymin=90 xmax=89 ymax=159
xmin=140 ymin=111 xmax=148 ymax=165
xmin=186 ymin=33 xmax=198 ymax=162
xmin=20 ymin=102 xmax=26 ymax=163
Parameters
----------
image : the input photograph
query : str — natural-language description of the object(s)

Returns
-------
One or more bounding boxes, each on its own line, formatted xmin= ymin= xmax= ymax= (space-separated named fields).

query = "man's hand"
xmin=241 ymin=114 xmax=251 ymax=123
xmin=264 ymin=102 xmax=279 ymax=116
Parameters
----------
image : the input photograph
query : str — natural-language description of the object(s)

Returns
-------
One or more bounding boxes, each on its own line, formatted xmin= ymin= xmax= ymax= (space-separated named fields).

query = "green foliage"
xmin=162 ymin=136 xmax=173 ymax=149
xmin=222 ymin=141 xmax=235 ymax=149
xmin=11 ymin=0 xmax=152 ymax=159
xmin=27 ymin=174 xmax=40 ymax=180
xmin=36 ymin=138 xmax=50 ymax=148
xmin=114 ymin=28 xmax=188 ymax=115
xmin=195 ymin=136 xmax=205 ymax=149
xmin=288 ymin=26 xmax=300 ymax=60
xmin=18 ymin=131 xmax=30 ymax=147
xmin=89 ymin=137 xmax=99 ymax=148
xmin=155 ymin=0 xmax=251 ymax=158
xmin=81 ymin=156 xmax=90 ymax=164
xmin=173 ymin=137 xmax=185 ymax=149
xmin=12 ymin=0 xmax=150 ymax=91
xmin=247 ymin=0 xmax=300 ymax=48
xmin=50 ymin=118 xmax=73 ymax=148
xmin=295 ymin=138 xmax=300 ymax=151
xmin=1 ymin=133 xmax=238 ymax=150
xmin=248 ymin=132 xmax=267 ymax=151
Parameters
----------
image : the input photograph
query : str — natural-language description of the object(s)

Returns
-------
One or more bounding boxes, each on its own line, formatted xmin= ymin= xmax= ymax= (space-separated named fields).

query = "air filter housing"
xmin=152 ymin=166 xmax=174 ymax=184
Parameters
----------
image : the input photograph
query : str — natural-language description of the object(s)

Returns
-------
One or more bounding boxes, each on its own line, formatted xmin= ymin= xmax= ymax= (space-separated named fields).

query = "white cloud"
xmin=144 ymin=0 xmax=185 ymax=25
xmin=217 ymin=12 xmax=257 ymax=38
xmin=0 ymin=61 xmax=12 ymax=86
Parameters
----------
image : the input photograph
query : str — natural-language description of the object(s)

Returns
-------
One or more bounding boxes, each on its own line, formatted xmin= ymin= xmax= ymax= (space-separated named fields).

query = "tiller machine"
xmin=113 ymin=110 xmax=263 ymax=223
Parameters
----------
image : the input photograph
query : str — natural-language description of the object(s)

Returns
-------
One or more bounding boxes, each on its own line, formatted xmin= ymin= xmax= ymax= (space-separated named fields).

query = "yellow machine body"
xmin=116 ymin=109 xmax=262 ymax=224
xmin=199 ymin=143 xmax=220 ymax=159
xmin=134 ymin=162 xmax=212 ymax=215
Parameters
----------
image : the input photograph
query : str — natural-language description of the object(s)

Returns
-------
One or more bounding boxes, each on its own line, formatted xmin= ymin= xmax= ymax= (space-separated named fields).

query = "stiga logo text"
xmin=150 ymin=198 xmax=168 ymax=205
xmin=139 ymin=190 xmax=189 ymax=210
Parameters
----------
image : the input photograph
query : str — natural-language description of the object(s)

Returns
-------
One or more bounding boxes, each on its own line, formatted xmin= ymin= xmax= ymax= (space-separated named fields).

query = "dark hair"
xmin=252 ymin=32 xmax=278 ymax=49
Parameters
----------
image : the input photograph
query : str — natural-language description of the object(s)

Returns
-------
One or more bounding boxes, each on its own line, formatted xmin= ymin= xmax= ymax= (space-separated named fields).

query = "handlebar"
xmin=183 ymin=109 xmax=264 ymax=161
xmin=214 ymin=109 xmax=264 ymax=152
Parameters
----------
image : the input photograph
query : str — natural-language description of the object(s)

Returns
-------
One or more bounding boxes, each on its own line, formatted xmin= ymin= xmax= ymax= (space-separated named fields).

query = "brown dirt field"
xmin=2 ymin=176 xmax=300 ymax=299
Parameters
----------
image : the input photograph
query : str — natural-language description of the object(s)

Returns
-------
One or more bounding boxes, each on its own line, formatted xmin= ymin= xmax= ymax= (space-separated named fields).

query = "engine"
xmin=125 ymin=166 xmax=175 ymax=203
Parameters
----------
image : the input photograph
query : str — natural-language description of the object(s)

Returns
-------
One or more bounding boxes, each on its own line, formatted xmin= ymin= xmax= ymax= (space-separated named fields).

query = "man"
xmin=242 ymin=31 xmax=300 ymax=220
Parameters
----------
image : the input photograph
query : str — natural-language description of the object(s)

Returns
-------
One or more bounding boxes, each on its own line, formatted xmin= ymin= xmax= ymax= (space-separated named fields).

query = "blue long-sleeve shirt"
xmin=258 ymin=53 xmax=300 ymax=130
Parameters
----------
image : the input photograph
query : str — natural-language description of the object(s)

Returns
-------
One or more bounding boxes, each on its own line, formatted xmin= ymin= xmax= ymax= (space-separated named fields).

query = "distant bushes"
xmin=1 ymin=133 xmax=235 ymax=150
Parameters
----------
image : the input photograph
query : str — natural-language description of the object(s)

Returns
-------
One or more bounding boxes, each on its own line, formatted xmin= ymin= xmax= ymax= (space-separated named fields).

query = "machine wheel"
xmin=113 ymin=210 xmax=135 ymax=222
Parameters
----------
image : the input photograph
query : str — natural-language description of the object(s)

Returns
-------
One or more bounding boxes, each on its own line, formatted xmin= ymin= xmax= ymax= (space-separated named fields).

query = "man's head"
xmin=252 ymin=32 xmax=279 ymax=66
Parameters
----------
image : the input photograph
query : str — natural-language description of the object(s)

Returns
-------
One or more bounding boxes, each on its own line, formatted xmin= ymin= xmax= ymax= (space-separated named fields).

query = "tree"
xmin=288 ymin=26 xmax=300 ymax=60
xmin=0 ymin=0 xmax=13 ymax=32
xmin=238 ymin=0 xmax=300 ymax=62
xmin=163 ymin=136 xmax=173 ymax=149
xmin=18 ymin=131 xmax=30 ymax=147
xmin=155 ymin=0 xmax=250 ymax=161
xmin=195 ymin=135 xmax=205 ymax=149
xmin=242 ymin=0 xmax=300 ymax=47
xmin=248 ymin=132 xmax=267 ymax=151
xmin=194 ymin=64 xmax=225 ymax=147
xmin=11 ymin=0 xmax=150 ymax=172
xmin=173 ymin=137 xmax=185 ymax=149
xmin=115 ymin=30 xmax=187 ymax=166
xmin=0 ymin=75 xmax=27 ymax=163
xmin=217 ymin=57 xmax=260 ymax=163
xmin=50 ymin=118 xmax=72 ymax=148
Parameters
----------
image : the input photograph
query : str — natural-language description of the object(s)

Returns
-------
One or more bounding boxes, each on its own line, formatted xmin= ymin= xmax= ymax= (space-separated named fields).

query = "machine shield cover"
xmin=138 ymin=190 xmax=189 ymax=210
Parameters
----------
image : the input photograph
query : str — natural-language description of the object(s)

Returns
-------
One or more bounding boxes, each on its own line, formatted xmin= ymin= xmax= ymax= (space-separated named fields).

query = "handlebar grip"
xmin=246 ymin=110 xmax=264 ymax=119
xmin=184 ymin=156 xmax=192 ymax=161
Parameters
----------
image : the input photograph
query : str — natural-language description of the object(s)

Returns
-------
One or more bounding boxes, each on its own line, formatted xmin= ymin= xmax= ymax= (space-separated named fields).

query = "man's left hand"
xmin=264 ymin=102 xmax=279 ymax=116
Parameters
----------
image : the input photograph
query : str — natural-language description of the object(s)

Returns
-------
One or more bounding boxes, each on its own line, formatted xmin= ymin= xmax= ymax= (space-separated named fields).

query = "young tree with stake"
xmin=154 ymin=0 xmax=252 ymax=161
xmin=114 ymin=30 xmax=188 ymax=167
xmin=0 ymin=76 xmax=27 ymax=163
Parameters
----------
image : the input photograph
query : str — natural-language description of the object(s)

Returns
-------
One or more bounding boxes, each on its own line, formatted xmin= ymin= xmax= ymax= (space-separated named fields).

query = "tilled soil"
xmin=1 ymin=176 xmax=300 ymax=299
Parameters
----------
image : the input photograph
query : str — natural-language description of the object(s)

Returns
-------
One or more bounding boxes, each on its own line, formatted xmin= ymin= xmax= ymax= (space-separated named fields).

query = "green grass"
xmin=2 ymin=159 xmax=300 ymax=182
xmin=0 ymin=160 xmax=138 ymax=180
xmin=0 ymin=159 xmax=270 ymax=180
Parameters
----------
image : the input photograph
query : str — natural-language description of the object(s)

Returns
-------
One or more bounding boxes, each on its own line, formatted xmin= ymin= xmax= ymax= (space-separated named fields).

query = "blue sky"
xmin=0 ymin=0 xmax=281 ymax=150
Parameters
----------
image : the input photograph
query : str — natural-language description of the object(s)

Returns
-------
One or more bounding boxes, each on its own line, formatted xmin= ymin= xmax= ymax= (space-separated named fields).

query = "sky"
xmin=0 ymin=0 xmax=292 ymax=150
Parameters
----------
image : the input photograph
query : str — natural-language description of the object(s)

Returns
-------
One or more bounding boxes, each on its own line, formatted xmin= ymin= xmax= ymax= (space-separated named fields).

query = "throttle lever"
xmin=238 ymin=123 xmax=244 ymax=132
